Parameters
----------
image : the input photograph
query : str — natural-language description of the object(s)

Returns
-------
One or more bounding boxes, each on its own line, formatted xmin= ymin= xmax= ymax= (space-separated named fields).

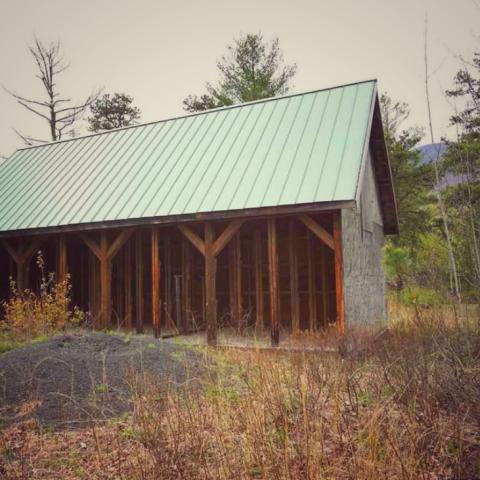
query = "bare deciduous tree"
xmin=424 ymin=15 xmax=461 ymax=300
xmin=5 ymin=38 xmax=100 ymax=144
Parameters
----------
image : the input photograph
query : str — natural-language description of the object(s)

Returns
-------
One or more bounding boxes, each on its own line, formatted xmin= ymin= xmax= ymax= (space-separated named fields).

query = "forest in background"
xmin=3 ymin=32 xmax=479 ymax=306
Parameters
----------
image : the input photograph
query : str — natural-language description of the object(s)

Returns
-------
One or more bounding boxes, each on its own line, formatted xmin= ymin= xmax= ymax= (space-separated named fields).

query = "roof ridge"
xmin=14 ymin=78 xmax=378 ymax=153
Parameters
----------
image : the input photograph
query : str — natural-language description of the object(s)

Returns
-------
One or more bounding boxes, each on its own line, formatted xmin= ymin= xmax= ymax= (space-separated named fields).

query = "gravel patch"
xmin=0 ymin=332 xmax=208 ymax=428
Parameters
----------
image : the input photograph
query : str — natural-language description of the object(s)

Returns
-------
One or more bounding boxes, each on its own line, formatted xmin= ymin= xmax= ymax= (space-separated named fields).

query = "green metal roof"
xmin=0 ymin=80 xmax=379 ymax=234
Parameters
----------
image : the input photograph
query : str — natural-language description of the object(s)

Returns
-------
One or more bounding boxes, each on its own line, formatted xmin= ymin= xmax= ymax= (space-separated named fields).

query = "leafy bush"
xmin=1 ymin=253 xmax=84 ymax=338
xmin=396 ymin=285 xmax=442 ymax=305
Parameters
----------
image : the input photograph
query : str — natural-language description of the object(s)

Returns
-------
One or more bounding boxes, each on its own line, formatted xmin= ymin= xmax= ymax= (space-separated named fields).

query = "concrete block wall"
xmin=341 ymin=149 xmax=387 ymax=326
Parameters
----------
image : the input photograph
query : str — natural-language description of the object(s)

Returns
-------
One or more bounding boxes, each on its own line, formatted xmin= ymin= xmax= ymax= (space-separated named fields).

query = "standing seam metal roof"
xmin=0 ymin=79 xmax=378 ymax=233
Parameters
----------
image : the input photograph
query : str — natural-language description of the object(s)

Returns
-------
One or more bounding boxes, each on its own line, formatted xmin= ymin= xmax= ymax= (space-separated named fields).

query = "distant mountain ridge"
xmin=417 ymin=142 xmax=463 ymax=187
xmin=418 ymin=143 xmax=447 ymax=164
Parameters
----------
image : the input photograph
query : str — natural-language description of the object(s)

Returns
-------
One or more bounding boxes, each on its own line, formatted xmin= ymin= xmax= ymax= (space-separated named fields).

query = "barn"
xmin=0 ymin=79 xmax=397 ymax=346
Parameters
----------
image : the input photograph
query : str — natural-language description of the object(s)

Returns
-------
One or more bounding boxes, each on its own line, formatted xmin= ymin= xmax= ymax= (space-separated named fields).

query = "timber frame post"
xmin=124 ymin=242 xmax=133 ymax=329
xmin=333 ymin=212 xmax=345 ymax=334
xmin=81 ymin=229 xmax=133 ymax=329
xmin=299 ymin=212 xmax=344 ymax=334
xmin=57 ymin=235 xmax=68 ymax=283
xmin=267 ymin=218 xmax=279 ymax=347
xmin=253 ymin=227 xmax=264 ymax=330
xmin=204 ymin=223 xmax=216 ymax=345
xmin=178 ymin=219 xmax=244 ymax=346
xmin=1 ymin=237 xmax=43 ymax=291
xmin=151 ymin=226 xmax=161 ymax=338
xmin=288 ymin=219 xmax=300 ymax=331
xmin=135 ymin=231 xmax=144 ymax=333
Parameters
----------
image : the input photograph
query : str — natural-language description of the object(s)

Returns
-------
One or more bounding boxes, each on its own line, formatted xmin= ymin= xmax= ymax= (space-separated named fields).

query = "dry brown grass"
xmin=1 ymin=307 xmax=479 ymax=479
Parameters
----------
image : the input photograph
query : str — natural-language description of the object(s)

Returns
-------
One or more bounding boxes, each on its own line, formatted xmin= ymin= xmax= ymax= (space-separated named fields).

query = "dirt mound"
xmin=0 ymin=332 xmax=206 ymax=428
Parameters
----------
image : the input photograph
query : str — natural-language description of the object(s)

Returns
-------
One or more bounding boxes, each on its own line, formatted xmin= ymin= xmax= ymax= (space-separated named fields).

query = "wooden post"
xmin=99 ymin=231 xmax=111 ymax=329
xmin=289 ymin=219 xmax=300 ymax=331
xmin=88 ymin=250 xmax=98 ymax=319
xmin=321 ymin=243 xmax=329 ymax=327
xmin=82 ymin=229 xmax=133 ymax=329
xmin=115 ymin=251 xmax=124 ymax=323
xmin=57 ymin=236 xmax=67 ymax=283
xmin=135 ymin=231 xmax=144 ymax=334
xmin=253 ymin=228 xmax=263 ymax=330
xmin=1 ymin=237 xmax=42 ymax=291
xmin=178 ymin=219 xmax=244 ymax=346
xmin=233 ymin=234 xmax=242 ymax=330
xmin=17 ymin=239 xmax=28 ymax=291
xmin=267 ymin=218 xmax=279 ymax=347
xmin=164 ymin=235 xmax=172 ymax=327
xmin=333 ymin=212 xmax=345 ymax=334
xmin=174 ymin=274 xmax=182 ymax=331
xmin=182 ymin=236 xmax=191 ymax=333
xmin=151 ymin=226 xmax=161 ymax=338
xmin=307 ymin=231 xmax=317 ymax=331
xmin=124 ymin=242 xmax=133 ymax=330
xmin=204 ymin=222 xmax=217 ymax=346
xmin=228 ymin=242 xmax=235 ymax=322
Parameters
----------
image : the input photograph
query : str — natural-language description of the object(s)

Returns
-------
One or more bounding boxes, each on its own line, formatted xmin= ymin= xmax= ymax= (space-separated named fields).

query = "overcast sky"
xmin=1 ymin=0 xmax=479 ymax=158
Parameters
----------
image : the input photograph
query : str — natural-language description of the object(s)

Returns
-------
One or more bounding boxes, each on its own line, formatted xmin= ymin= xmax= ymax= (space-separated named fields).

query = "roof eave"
xmin=0 ymin=200 xmax=356 ymax=239
xmin=369 ymin=96 xmax=399 ymax=235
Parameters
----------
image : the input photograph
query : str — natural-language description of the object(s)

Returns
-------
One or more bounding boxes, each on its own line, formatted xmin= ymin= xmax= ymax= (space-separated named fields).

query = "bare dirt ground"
xmin=0 ymin=332 xmax=207 ymax=428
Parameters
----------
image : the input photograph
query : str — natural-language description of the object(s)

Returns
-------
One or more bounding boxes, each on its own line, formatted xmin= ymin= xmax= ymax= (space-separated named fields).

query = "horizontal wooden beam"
xmin=0 ymin=200 xmax=356 ymax=239
xmin=299 ymin=214 xmax=334 ymax=250
xmin=177 ymin=225 xmax=205 ymax=256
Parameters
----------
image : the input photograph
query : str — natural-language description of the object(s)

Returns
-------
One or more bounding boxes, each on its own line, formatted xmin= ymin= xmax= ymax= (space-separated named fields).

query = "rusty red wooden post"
xmin=124 ymin=242 xmax=133 ymax=330
xmin=307 ymin=231 xmax=317 ymax=331
xmin=333 ymin=212 xmax=345 ymax=334
xmin=182 ymin=236 xmax=192 ymax=334
xmin=204 ymin=222 xmax=217 ymax=346
xmin=151 ymin=226 xmax=161 ymax=338
xmin=135 ymin=230 xmax=144 ymax=334
xmin=321 ymin=243 xmax=329 ymax=327
xmin=289 ymin=219 xmax=300 ymax=331
xmin=233 ymin=234 xmax=242 ymax=331
xmin=57 ymin=235 xmax=68 ymax=283
xmin=253 ymin=227 xmax=264 ymax=330
xmin=267 ymin=218 xmax=279 ymax=347
xmin=99 ymin=231 xmax=111 ymax=329
xmin=164 ymin=235 xmax=172 ymax=327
